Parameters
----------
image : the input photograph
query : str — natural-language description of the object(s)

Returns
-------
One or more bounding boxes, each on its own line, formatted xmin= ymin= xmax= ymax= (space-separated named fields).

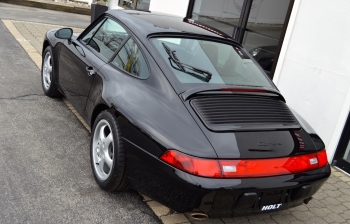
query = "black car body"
xmin=41 ymin=10 xmax=330 ymax=218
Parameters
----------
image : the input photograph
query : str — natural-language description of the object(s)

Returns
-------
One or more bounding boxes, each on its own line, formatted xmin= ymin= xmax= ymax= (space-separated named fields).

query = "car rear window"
xmin=151 ymin=37 xmax=273 ymax=88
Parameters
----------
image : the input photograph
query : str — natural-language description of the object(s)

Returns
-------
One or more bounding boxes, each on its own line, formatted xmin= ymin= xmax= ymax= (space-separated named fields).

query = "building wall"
xmin=149 ymin=0 xmax=189 ymax=17
xmin=273 ymin=0 xmax=350 ymax=161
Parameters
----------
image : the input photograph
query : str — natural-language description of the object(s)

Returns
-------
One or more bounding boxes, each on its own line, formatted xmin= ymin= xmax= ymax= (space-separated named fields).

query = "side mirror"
xmin=55 ymin=28 xmax=73 ymax=39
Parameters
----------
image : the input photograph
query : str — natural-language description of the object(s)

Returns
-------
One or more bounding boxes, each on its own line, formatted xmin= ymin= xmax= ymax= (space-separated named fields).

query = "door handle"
xmin=86 ymin=66 xmax=95 ymax=76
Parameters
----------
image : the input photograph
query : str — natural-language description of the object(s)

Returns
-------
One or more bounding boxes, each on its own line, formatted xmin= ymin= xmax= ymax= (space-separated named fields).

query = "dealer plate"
xmin=261 ymin=203 xmax=283 ymax=211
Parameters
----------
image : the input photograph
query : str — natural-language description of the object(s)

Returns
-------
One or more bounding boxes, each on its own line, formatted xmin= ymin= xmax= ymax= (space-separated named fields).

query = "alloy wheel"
xmin=42 ymin=51 xmax=52 ymax=90
xmin=92 ymin=119 xmax=114 ymax=180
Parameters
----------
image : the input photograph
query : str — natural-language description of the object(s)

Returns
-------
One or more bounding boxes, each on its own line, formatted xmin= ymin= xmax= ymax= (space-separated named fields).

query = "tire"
xmin=41 ymin=46 xmax=61 ymax=98
xmin=90 ymin=110 xmax=129 ymax=191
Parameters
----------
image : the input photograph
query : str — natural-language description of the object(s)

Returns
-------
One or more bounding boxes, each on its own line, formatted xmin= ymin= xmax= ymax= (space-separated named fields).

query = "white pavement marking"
xmin=9 ymin=19 xmax=64 ymax=27
xmin=2 ymin=19 xmax=191 ymax=224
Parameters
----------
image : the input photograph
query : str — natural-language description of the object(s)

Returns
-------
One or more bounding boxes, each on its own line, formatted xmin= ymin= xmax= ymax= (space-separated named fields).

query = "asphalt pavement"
xmin=0 ymin=17 xmax=160 ymax=224
xmin=0 ymin=2 xmax=90 ymax=28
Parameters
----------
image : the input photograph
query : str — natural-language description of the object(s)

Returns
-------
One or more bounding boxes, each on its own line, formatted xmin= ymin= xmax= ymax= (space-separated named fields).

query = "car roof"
xmin=107 ymin=10 xmax=234 ymax=40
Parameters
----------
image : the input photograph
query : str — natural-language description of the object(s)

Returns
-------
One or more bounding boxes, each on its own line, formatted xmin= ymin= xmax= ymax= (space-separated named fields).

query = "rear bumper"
xmin=193 ymin=175 xmax=328 ymax=218
xmin=125 ymin=140 xmax=331 ymax=217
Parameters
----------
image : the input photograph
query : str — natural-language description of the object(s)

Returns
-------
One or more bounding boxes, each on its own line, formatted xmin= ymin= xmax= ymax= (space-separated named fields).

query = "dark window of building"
xmin=343 ymin=142 xmax=350 ymax=163
xmin=118 ymin=0 xmax=150 ymax=11
xmin=119 ymin=0 xmax=134 ymax=9
xmin=136 ymin=0 xmax=150 ymax=10
xmin=333 ymin=112 xmax=350 ymax=174
xmin=189 ymin=0 xmax=294 ymax=78
xmin=243 ymin=0 xmax=290 ymax=76
xmin=192 ymin=0 xmax=244 ymax=36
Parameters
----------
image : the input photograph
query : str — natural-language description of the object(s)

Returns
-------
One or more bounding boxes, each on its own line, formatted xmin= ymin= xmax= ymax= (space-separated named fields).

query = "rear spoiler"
xmin=180 ymin=85 xmax=286 ymax=102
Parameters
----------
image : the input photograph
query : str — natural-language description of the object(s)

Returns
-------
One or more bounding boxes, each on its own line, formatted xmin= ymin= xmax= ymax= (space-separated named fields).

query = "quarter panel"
xmin=119 ymin=117 xmax=164 ymax=158
xmin=97 ymin=58 xmax=217 ymax=158
xmin=86 ymin=73 xmax=104 ymax=126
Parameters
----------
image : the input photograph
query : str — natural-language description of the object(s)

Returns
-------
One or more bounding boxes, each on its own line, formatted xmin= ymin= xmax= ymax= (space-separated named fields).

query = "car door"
xmin=58 ymin=18 xmax=129 ymax=118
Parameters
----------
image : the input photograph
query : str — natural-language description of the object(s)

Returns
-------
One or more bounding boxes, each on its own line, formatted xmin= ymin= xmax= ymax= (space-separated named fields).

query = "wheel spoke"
xmin=47 ymin=65 xmax=52 ymax=73
xmin=104 ymin=133 xmax=113 ymax=147
xmin=98 ymin=158 xmax=105 ymax=174
xmin=48 ymin=73 xmax=51 ymax=82
xmin=104 ymin=152 xmax=113 ymax=168
xmin=99 ymin=125 xmax=106 ymax=141
xmin=45 ymin=57 xmax=50 ymax=68
xmin=46 ymin=72 xmax=51 ymax=84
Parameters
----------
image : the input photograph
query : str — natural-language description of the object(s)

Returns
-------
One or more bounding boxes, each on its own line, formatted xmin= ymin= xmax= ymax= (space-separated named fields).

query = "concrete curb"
xmin=0 ymin=0 xmax=91 ymax=15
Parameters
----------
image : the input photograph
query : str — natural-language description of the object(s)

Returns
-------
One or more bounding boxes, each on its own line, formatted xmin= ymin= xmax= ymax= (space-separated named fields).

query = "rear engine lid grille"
xmin=190 ymin=95 xmax=299 ymax=131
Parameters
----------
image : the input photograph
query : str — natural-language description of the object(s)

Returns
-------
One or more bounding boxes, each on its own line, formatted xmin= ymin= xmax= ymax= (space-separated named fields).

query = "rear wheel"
xmin=91 ymin=110 xmax=129 ymax=191
xmin=41 ymin=46 xmax=61 ymax=98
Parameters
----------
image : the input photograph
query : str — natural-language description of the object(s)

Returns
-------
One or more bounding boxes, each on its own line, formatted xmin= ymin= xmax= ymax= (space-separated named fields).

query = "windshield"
xmin=152 ymin=37 xmax=273 ymax=88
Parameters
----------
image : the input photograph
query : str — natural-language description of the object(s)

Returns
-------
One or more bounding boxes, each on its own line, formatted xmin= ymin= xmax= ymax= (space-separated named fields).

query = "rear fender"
xmin=86 ymin=73 xmax=108 ymax=128
xmin=290 ymin=108 xmax=325 ymax=150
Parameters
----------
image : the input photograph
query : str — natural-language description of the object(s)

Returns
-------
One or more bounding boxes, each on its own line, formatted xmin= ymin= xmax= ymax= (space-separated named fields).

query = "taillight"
xmin=160 ymin=150 xmax=221 ymax=178
xmin=317 ymin=150 xmax=328 ymax=167
xmin=160 ymin=150 xmax=328 ymax=178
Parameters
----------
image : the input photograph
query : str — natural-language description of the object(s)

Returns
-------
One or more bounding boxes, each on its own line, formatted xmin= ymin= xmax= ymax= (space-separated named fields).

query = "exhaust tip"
xmin=303 ymin=197 xmax=313 ymax=204
xmin=190 ymin=212 xmax=209 ymax=220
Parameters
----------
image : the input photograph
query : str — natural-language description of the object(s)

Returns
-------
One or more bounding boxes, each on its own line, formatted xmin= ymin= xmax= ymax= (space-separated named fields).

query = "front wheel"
xmin=41 ymin=46 xmax=61 ymax=98
xmin=91 ymin=110 xmax=129 ymax=191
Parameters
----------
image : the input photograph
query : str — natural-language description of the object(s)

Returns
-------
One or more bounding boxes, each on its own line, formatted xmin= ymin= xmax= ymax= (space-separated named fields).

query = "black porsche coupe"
xmin=41 ymin=10 xmax=330 ymax=218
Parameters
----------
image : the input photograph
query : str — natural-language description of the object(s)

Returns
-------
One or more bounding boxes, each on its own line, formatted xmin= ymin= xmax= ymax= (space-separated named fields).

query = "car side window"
xmin=81 ymin=19 xmax=105 ymax=44
xmin=111 ymin=38 xmax=149 ymax=78
xmin=85 ymin=19 xmax=129 ymax=60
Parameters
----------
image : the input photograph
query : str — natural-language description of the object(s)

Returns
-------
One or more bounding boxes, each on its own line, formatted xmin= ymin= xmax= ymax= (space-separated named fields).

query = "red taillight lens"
xmin=160 ymin=150 xmax=221 ymax=178
xmin=160 ymin=150 xmax=328 ymax=178
xmin=219 ymin=152 xmax=325 ymax=178
xmin=317 ymin=149 xmax=328 ymax=168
